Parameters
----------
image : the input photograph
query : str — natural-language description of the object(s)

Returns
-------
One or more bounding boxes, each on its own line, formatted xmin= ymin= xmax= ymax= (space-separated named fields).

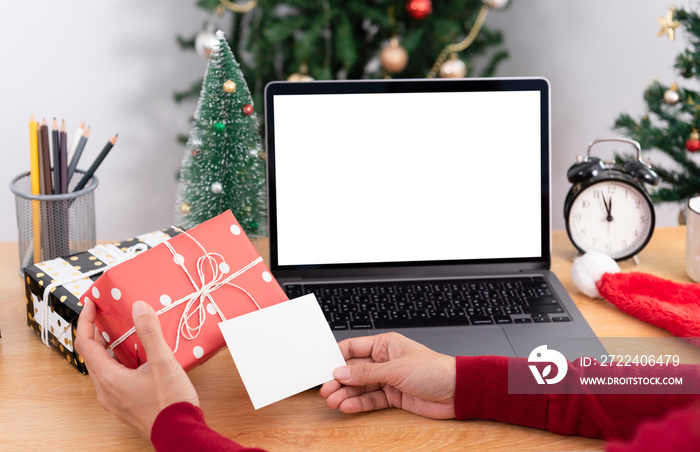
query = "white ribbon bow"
xmin=108 ymin=229 xmax=262 ymax=356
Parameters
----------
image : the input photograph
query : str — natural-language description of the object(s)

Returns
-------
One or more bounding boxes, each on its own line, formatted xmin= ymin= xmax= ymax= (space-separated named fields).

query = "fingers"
xmin=337 ymin=335 xmax=384 ymax=361
xmin=319 ymin=376 xmax=381 ymax=400
xmin=330 ymin=388 xmax=391 ymax=413
xmin=75 ymin=296 xmax=97 ymax=344
xmin=319 ymin=379 xmax=342 ymax=398
xmin=131 ymin=301 xmax=175 ymax=368
xmin=75 ymin=298 xmax=121 ymax=379
xmin=341 ymin=392 xmax=390 ymax=413
xmin=93 ymin=325 xmax=108 ymax=348
xmin=332 ymin=361 xmax=394 ymax=388
xmin=338 ymin=332 xmax=414 ymax=362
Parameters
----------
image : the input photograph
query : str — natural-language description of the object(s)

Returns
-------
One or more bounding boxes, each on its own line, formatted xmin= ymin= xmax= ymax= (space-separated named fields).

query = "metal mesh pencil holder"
xmin=10 ymin=170 xmax=98 ymax=271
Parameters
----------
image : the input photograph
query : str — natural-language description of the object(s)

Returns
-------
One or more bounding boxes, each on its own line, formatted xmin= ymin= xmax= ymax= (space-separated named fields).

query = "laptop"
xmin=264 ymin=77 xmax=601 ymax=360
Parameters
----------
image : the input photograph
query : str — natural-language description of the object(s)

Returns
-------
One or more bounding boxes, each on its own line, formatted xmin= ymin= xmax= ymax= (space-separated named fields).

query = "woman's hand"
xmin=320 ymin=332 xmax=456 ymax=419
xmin=75 ymin=298 xmax=199 ymax=439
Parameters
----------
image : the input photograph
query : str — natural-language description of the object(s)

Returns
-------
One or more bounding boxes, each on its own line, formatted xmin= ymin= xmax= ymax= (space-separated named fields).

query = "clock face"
xmin=566 ymin=179 xmax=654 ymax=260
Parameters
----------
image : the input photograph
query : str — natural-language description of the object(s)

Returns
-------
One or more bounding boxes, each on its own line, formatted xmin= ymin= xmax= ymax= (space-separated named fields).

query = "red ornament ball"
xmin=406 ymin=0 xmax=432 ymax=19
xmin=686 ymin=130 xmax=700 ymax=152
xmin=242 ymin=104 xmax=254 ymax=116
xmin=192 ymin=149 xmax=200 ymax=156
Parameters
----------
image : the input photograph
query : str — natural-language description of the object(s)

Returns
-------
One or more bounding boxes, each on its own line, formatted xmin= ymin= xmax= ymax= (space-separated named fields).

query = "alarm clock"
xmin=564 ymin=138 xmax=659 ymax=261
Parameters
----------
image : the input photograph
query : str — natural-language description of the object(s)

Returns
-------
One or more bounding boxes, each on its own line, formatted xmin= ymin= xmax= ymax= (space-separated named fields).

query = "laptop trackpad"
xmin=367 ymin=327 xmax=517 ymax=358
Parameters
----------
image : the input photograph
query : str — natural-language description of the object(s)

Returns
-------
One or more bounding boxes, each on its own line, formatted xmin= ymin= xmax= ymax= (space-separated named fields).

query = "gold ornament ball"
xmin=287 ymin=63 xmax=314 ymax=82
xmin=287 ymin=73 xmax=314 ymax=82
xmin=223 ymin=80 xmax=236 ymax=93
xmin=439 ymin=54 xmax=467 ymax=78
xmin=179 ymin=203 xmax=191 ymax=215
xmin=380 ymin=38 xmax=408 ymax=74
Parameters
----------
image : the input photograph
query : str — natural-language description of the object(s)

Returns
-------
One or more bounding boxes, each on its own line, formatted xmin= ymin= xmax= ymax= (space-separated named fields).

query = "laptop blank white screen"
xmin=272 ymin=90 xmax=542 ymax=266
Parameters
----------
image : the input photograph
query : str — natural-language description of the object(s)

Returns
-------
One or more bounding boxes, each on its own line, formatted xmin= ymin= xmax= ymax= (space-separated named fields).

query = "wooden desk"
xmin=0 ymin=228 xmax=688 ymax=451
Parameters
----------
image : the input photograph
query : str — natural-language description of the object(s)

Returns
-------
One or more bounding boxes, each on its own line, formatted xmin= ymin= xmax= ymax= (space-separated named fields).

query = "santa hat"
xmin=570 ymin=251 xmax=700 ymax=341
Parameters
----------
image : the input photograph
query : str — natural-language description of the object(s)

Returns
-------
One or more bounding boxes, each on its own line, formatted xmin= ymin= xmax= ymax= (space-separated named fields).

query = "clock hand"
xmin=602 ymin=195 xmax=613 ymax=222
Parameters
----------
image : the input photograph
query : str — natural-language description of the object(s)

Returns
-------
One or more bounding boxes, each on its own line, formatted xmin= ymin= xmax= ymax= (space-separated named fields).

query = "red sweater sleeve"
xmin=606 ymin=401 xmax=700 ymax=452
xmin=454 ymin=356 xmax=700 ymax=443
xmin=151 ymin=402 xmax=267 ymax=452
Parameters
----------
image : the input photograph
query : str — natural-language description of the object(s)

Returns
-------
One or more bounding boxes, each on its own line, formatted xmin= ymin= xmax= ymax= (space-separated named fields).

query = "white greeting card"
xmin=218 ymin=293 xmax=346 ymax=409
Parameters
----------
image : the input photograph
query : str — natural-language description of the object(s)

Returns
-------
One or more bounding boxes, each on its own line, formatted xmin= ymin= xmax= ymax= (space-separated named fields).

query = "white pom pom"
xmin=570 ymin=251 xmax=621 ymax=298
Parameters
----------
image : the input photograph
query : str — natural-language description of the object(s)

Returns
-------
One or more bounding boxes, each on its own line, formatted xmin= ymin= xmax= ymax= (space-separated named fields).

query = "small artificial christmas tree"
xmin=614 ymin=5 xmax=700 ymax=209
xmin=175 ymin=30 xmax=266 ymax=235
xmin=176 ymin=0 xmax=511 ymax=112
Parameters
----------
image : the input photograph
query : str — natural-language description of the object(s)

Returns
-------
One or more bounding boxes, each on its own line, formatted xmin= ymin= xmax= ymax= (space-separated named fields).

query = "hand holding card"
xmin=219 ymin=294 xmax=346 ymax=409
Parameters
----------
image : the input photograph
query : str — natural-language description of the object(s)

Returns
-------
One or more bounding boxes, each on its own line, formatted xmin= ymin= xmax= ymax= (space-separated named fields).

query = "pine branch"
xmin=176 ymin=34 xmax=196 ymax=50
xmin=482 ymin=50 xmax=509 ymax=77
xmin=174 ymin=78 xmax=205 ymax=103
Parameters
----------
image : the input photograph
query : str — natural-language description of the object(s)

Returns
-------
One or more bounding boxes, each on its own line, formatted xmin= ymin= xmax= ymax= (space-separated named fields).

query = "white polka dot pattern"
xmin=160 ymin=294 xmax=172 ymax=306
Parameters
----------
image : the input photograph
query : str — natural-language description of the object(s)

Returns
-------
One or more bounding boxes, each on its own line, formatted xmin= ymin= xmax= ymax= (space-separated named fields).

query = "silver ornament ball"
xmin=195 ymin=30 xmax=217 ymax=59
xmin=210 ymin=182 xmax=223 ymax=194
xmin=483 ymin=0 xmax=508 ymax=9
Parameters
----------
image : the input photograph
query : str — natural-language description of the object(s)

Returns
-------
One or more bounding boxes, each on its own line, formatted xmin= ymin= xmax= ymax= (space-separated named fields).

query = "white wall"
xmin=487 ymin=0 xmax=693 ymax=229
xmin=0 ymin=0 xmax=209 ymax=243
xmin=0 ymin=0 xmax=691 ymax=245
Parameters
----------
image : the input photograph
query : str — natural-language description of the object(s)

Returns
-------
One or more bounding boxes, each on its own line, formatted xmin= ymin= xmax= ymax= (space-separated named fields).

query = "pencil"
xmin=29 ymin=115 xmax=41 ymax=263
xmin=36 ymin=120 xmax=50 ymax=265
xmin=36 ymin=121 xmax=45 ymax=195
xmin=39 ymin=119 xmax=53 ymax=195
xmin=67 ymin=122 xmax=85 ymax=170
xmin=59 ymin=120 xmax=68 ymax=194
xmin=73 ymin=134 xmax=118 ymax=192
xmin=29 ymin=116 xmax=40 ymax=194
xmin=67 ymin=125 xmax=89 ymax=182
xmin=51 ymin=118 xmax=60 ymax=194
xmin=56 ymin=120 xmax=70 ymax=256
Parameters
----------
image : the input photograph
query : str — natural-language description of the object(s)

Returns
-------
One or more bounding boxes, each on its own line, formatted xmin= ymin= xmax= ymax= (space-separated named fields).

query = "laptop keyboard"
xmin=283 ymin=276 xmax=571 ymax=331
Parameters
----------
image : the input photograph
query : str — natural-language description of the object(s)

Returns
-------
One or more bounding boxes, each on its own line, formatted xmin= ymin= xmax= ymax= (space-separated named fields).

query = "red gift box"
xmin=84 ymin=210 xmax=288 ymax=371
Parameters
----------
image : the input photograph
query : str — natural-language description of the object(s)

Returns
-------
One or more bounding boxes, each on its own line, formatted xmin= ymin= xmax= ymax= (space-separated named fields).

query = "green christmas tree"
xmin=175 ymin=30 xmax=267 ymax=235
xmin=176 ymin=0 xmax=511 ymax=113
xmin=614 ymin=5 xmax=700 ymax=210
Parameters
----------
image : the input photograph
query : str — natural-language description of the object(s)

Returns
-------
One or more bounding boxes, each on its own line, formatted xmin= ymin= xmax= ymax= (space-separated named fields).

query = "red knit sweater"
xmin=151 ymin=356 xmax=700 ymax=451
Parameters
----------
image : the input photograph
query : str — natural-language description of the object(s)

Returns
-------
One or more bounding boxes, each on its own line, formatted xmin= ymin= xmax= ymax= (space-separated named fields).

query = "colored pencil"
xmin=67 ymin=122 xmax=84 ymax=170
xmin=36 ymin=121 xmax=45 ymax=195
xmin=55 ymin=120 xmax=70 ymax=256
xmin=67 ymin=125 xmax=89 ymax=182
xmin=39 ymin=119 xmax=53 ymax=195
xmin=51 ymin=118 xmax=60 ymax=194
xmin=29 ymin=116 xmax=40 ymax=194
xmin=29 ymin=115 xmax=41 ymax=263
xmin=36 ymin=120 xmax=51 ymax=265
xmin=59 ymin=120 xmax=68 ymax=194
xmin=73 ymin=134 xmax=118 ymax=192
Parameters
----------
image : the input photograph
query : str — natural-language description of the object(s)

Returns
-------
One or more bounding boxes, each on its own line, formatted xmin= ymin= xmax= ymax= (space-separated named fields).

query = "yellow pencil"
xmin=29 ymin=115 xmax=41 ymax=263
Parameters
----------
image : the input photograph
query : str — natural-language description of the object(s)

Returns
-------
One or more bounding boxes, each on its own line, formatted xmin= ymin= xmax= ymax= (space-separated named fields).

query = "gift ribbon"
xmin=107 ymin=228 xmax=263 ymax=356
xmin=39 ymin=243 xmax=149 ymax=348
